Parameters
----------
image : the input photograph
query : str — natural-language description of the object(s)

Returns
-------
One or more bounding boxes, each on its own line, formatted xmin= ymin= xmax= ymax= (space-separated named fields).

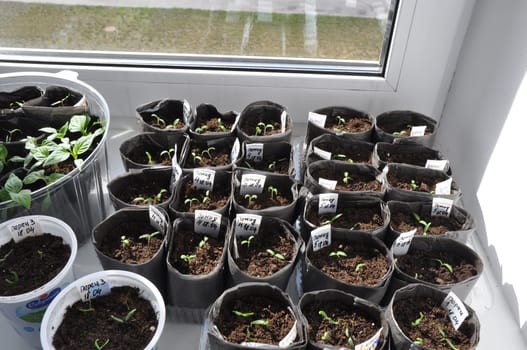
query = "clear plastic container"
xmin=0 ymin=71 xmax=111 ymax=243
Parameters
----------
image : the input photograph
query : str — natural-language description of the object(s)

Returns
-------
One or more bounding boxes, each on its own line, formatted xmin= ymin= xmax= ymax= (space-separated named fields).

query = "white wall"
xmin=437 ymin=0 xmax=527 ymax=342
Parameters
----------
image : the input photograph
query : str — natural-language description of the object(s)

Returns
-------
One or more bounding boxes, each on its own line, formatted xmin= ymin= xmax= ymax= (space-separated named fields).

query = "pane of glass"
xmin=0 ymin=0 xmax=396 ymax=69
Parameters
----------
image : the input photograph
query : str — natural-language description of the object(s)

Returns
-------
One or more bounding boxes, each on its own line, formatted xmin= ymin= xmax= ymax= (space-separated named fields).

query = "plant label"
xmin=431 ymin=197 xmax=454 ymax=217
xmin=313 ymin=146 xmax=332 ymax=160
xmin=234 ymin=214 xmax=262 ymax=238
xmin=425 ymin=159 xmax=449 ymax=172
xmin=308 ymin=112 xmax=327 ymax=128
xmin=194 ymin=210 xmax=222 ymax=238
xmin=172 ymin=148 xmax=182 ymax=183
xmin=311 ymin=225 xmax=332 ymax=252
xmin=280 ymin=110 xmax=287 ymax=133
xmin=391 ymin=229 xmax=416 ymax=256
xmin=435 ymin=178 xmax=452 ymax=195
xmin=8 ymin=217 xmax=43 ymax=242
xmin=231 ymin=138 xmax=241 ymax=162
xmin=245 ymin=143 xmax=264 ymax=162
xmin=318 ymin=193 xmax=339 ymax=214
xmin=240 ymin=173 xmax=266 ymax=195
xmin=355 ymin=328 xmax=382 ymax=350
xmin=410 ymin=125 xmax=427 ymax=136
xmin=279 ymin=320 xmax=298 ymax=347
xmin=442 ymin=291 xmax=468 ymax=330
xmin=78 ymin=278 xmax=111 ymax=301
xmin=193 ymin=168 xmax=216 ymax=191
xmin=318 ymin=177 xmax=337 ymax=190
xmin=149 ymin=205 xmax=168 ymax=234
xmin=183 ymin=99 xmax=192 ymax=120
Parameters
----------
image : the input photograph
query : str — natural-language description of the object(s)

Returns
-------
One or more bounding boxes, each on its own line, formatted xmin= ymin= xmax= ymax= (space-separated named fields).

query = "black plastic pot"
xmin=298 ymin=289 xmax=390 ymax=350
xmin=0 ymin=85 xmax=42 ymax=110
xmin=181 ymin=136 xmax=241 ymax=171
xmin=206 ymin=282 xmax=308 ymax=350
xmin=136 ymin=98 xmax=193 ymax=134
xmin=305 ymin=106 xmax=374 ymax=147
xmin=236 ymin=100 xmax=292 ymax=143
xmin=303 ymin=229 xmax=394 ymax=304
xmin=234 ymin=141 xmax=295 ymax=178
xmin=119 ymin=132 xmax=189 ymax=171
xmin=189 ymin=103 xmax=239 ymax=141
xmin=305 ymin=134 xmax=374 ymax=167
xmin=372 ymin=142 xmax=450 ymax=173
xmin=374 ymin=110 xmax=438 ymax=146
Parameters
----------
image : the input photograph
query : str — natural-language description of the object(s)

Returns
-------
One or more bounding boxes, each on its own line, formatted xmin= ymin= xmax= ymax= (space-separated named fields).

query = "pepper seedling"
xmin=318 ymin=310 xmax=339 ymax=325
xmin=240 ymin=235 xmax=255 ymax=249
xmin=433 ymin=258 xmax=454 ymax=273
xmin=413 ymin=337 xmax=424 ymax=345
xmin=232 ymin=310 xmax=269 ymax=342
xmin=266 ymin=248 xmax=285 ymax=260
xmin=355 ymin=262 xmax=366 ymax=272
xmin=320 ymin=213 xmax=343 ymax=225
xmin=267 ymin=185 xmax=278 ymax=200
xmin=160 ymin=148 xmax=175 ymax=160
xmin=145 ymin=151 xmax=155 ymax=165
xmin=392 ymin=130 xmax=407 ymax=136
xmin=255 ymin=122 xmax=274 ymax=136
xmin=94 ymin=338 xmax=110 ymax=350
xmin=333 ymin=115 xmax=346 ymax=132
xmin=165 ymin=118 xmax=181 ymax=129
xmin=321 ymin=331 xmax=330 ymax=342
xmin=139 ymin=231 xmax=161 ymax=245
xmin=180 ymin=254 xmax=197 ymax=263
xmin=343 ymin=324 xmax=355 ymax=347
xmin=191 ymin=151 xmax=203 ymax=164
xmin=267 ymin=160 xmax=277 ymax=171
xmin=410 ymin=179 xmax=419 ymax=190
xmin=342 ymin=171 xmax=352 ymax=185
xmin=154 ymin=188 xmax=169 ymax=203
xmin=201 ymin=147 xmax=216 ymax=159
xmin=412 ymin=212 xmax=432 ymax=235
xmin=411 ymin=311 xmax=424 ymax=327
xmin=78 ymin=299 xmax=95 ymax=313
xmin=3 ymin=128 xmax=22 ymax=143
xmin=120 ymin=235 xmax=130 ymax=248
xmin=244 ymin=194 xmax=258 ymax=206
xmin=216 ymin=118 xmax=226 ymax=132
xmin=195 ymin=125 xmax=208 ymax=134
xmin=198 ymin=236 xmax=209 ymax=249
xmin=437 ymin=324 xmax=459 ymax=350
xmin=329 ymin=250 xmax=347 ymax=258
xmin=334 ymin=153 xmax=353 ymax=163
xmin=110 ymin=308 xmax=137 ymax=324
xmin=184 ymin=197 xmax=200 ymax=207
xmin=4 ymin=270 xmax=19 ymax=285
xmin=150 ymin=113 xmax=166 ymax=128
xmin=50 ymin=92 xmax=72 ymax=107
xmin=0 ymin=249 xmax=13 ymax=264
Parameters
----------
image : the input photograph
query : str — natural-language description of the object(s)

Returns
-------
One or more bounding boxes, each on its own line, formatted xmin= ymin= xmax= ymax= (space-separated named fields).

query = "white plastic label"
xmin=308 ymin=112 xmax=327 ymax=128
xmin=318 ymin=177 xmax=337 ymax=191
xmin=8 ymin=218 xmax=42 ymax=242
xmin=431 ymin=197 xmax=454 ymax=217
xmin=280 ymin=110 xmax=287 ymax=133
xmin=442 ymin=291 xmax=469 ymax=330
xmin=194 ymin=210 xmax=222 ymax=238
xmin=435 ymin=178 xmax=452 ymax=195
xmin=245 ymin=143 xmax=264 ymax=162
xmin=355 ymin=328 xmax=382 ymax=350
xmin=410 ymin=125 xmax=427 ymax=136
xmin=318 ymin=193 xmax=339 ymax=214
xmin=313 ymin=146 xmax=332 ymax=160
xmin=183 ymin=99 xmax=191 ymax=119
xmin=172 ymin=146 xmax=182 ymax=183
xmin=240 ymin=174 xmax=266 ymax=195
xmin=193 ymin=168 xmax=216 ymax=191
xmin=78 ymin=278 xmax=111 ymax=301
xmin=425 ymin=159 xmax=449 ymax=172
xmin=279 ymin=320 xmax=298 ymax=347
xmin=311 ymin=225 xmax=332 ymax=252
xmin=234 ymin=214 xmax=262 ymax=238
xmin=392 ymin=229 xmax=416 ymax=256
xmin=231 ymin=138 xmax=241 ymax=162
xmin=149 ymin=205 xmax=168 ymax=233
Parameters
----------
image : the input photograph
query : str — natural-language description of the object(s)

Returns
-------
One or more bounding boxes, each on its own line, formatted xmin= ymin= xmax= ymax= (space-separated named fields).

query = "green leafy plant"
xmin=120 ymin=235 xmax=130 ymax=248
xmin=240 ymin=235 xmax=255 ymax=249
xmin=267 ymin=185 xmax=278 ymax=200
xmin=195 ymin=125 xmax=208 ymax=134
xmin=4 ymin=270 xmax=19 ymax=285
xmin=78 ymin=299 xmax=95 ymax=313
xmin=216 ymin=118 xmax=226 ymax=132
xmin=411 ymin=311 xmax=424 ymax=327
xmin=232 ymin=310 xmax=255 ymax=317
xmin=410 ymin=179 xmax=419 ymax=190
xmin=255 ymin=122 xmax=274 ymax=136
xmin=437 ymin=325 xmax=459 ymax=350
xmin=343 ymin=324 xmax=354 ymax=347
xmin=37 ymin=249 xmax=44 ymax=258
xmin=180 ymin=254 xmax=197 ymax=263
xmin=318 ymin=310 xmax=339 ymax=325
xmin=392 ymin=130 xmax=407 ymax=136
xmin=139 ymin=231 xmax=161 ymax=245
xmin=145 ymin=151 xmax=155 ymax=165
xmin=94 ymin=338 xmax=110 ymax=350
xmin=198 ymin=236 xmax=209 ymax=249
xmin=244 ymin=194 xmax=258 ymax=206
xmin=160 ymin=148 xmax=175 ymax=160
xmin=110 ymin=308 xmax=137 ymax=324
xmin=232 ymin=310 xmax=269 ymax=342
xmin=132 ymin=188 xmax=168 ymax=205
xmin=355 ymin=262 xmax=366 ymax=272
xmin=329 ymin=250 xmax=347 ymax=258
xmin=150 ymin=113 xmax=180 ymax=129
xmin=334 ymin=153 xmax=353 ymax=163
xmin=333 ymin=115 xmax=347 ymax=132
xmin=0 ymin=144 xmax=8 ymax=174
xmin=342 ymin=171 xmax=351 ymax=185
xmin=266 ymin=248 xmax=285 ymax=260
xmin=50 ymin=92 xmax=72 ymax=107
xmin=320 ymin=213 xmax=343 ymax=225
xmin=184 ymin=197 xmax=200 ymax=207
xmin=201 ymin=147 xmax=216 ymax=159
xmin=267 ymin=160 xmax=277 ymax=171
xmin=202 ymin=190 xmax=211 ymax=204
xmin=412 ymin=212 xmax=432 ymax=235
xmin=413 ymin=337 xmax=423 ymax=345
xmin=433 ymin=258 xmax=454 ymax=273
xmin=0 ymin=173 xmax=32 ymax=209
xmin=191 ymin=151 xmax=202 ymax=164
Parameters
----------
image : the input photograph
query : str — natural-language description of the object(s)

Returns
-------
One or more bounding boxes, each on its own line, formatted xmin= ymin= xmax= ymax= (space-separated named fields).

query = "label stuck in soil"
xmin=311 ymin=225 xmax=332 ymax=251
xmin=425 ymin=159 xmax=449 ymax=172
xmin=280 ymin=110 xmax=287 ymax=133
xmin=435 ymin=178 xmax=452 ymax=195
xmin=410 ymin=125 xmax=427 ymax=136
xmin=194 ymin=210 xmax=222 ymax=238
xmin=78 ymin=278 xmax=111 ymax=301
xmin=231 ymin=138 xmax=241 ymax=162
xmin=149 ymin=205 xmax=168 ymax=234
xmin=234 ymin=214 xmax=262 ymax=238
xmin=431 ymin=197 xmax=454 ymax=217
xmin=308 ymin=112 xmax=327 ymax=128
xmin=318 ymin=193 xmax=339 ymax=214
xmin=245 ymin=143 xmax=264 ymax=162
xmin=172 ymin=148 xmax=182 ymax=183
xmin=391 ymin=229 xmax=416 ymax=256
xmin=240 ymin=174 xmax=266 ymax=195
xmin=313 ymin=146 xmax=332 ymax=160
xmin=183 ymin=99 xmax=192 ymax=120
xmin=441 ymin=291 xmax=468 ymax=330
xmin=278 ymin=319 xmax=298 ymax=347
xmin=193 ymin=168 xmax=216 ymax=191
xmin=318 ymin=177 xmax=337 ymax=191
xmin=355 ymin=328 xmax=382 ymax=350
xmin=8 ymin=217 xmax=43 ymax=242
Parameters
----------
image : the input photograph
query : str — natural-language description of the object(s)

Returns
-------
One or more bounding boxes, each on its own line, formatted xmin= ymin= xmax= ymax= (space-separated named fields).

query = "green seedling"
xmin=0 ymin=144 xmax=8 ymax=173
xmin=195 ymin=125 xmax=208 ymax=134
xmin=243 ymin=161 xmax=254 ymax=169
xmin=335 ymin=115 xmax=346 ymax=125
xmin=184 ymin=197 xmax=200 ymax=207
xmin=198 ymin=236 xmax=209 ymax=249
xmin=342 ymin=171 xmax=352 ymax=185
xmin=266 ymin=249 xmax=285 ymax=260
xmin=202 ymin=190 xmax=211 ymax=204
xmin=155 ymin=188 xmax=168 ymax=203
xmin=232 ymin=310 xmax=255 ymax=317
xmin=139 ymin=231 xmax=161 ymax=245
xmin=110 ymin=308 xmax=136 ymax=324
xmin=267 ymin=185 xmax=278 ymax=200
xmin=216 ymin=118 xmax=226 ymax=132
xmin=120 ymin=235 xmax=130 ymax=248
xmin=4 ymin=270 xmax=19 ymax=285
xmin=145 ymin=151 xmax=155 ymax=165
xmin=318 ymin=310 xmax=339 ymax=325
xmin=191 ymin=151 xmax=202 ymax=164
xmin=392 ymin=130 xmax=407 ymax=136
xmin=201 ymin=147 xmax=216 ymax=159
xmin=329 ymin=250 xmax=347 ymax=258
xmin=411 ymin=312 xmax=424 ymax=327
xmin=267 ymin=160 xmax=277 ymax=171
xmin=355 ymin=262 xmax=366 ymax=272
xmin=50 ymin=93 xmax=71 ymax=107
xmin=180 ymin=254 xmax=197 ymax=263
xmin=150 ymin=113 xmax=166 ymax=128
xmin=344 ymin=324 xmax=354 ymax=347
xmin=160 ymin=148 xmax=175 ymax=159
xmin=410 ymin=179 xmax=418 ymax=190
xmin=241 ymin=235 xmax=255 ymax=249
xmin=94 ymin=338 xmax=109 ymax=350
xmin=433 ymin=258 xmax=454 ymax=273
xmin=350 ymin=223 xmax=361 ymax=230
xmin=334 ymin=154 xmax=353 ymax=163
xmin=244 ymin=194 xmax=258 ymax=206
xmin=78 ymin=299 xmax=95 ymax=313
xmin=413 ymin=337 xmax=423 ymax=345
xmin=165 ymin=118 xmax=181 ymax=129
xmin=255 ymin=122 xmax=274 ymax=136
xmin=321 ymin=331 xmax=330 ymax=342
xmin=131 ymin=196 xmax=154 ymax=205
xmin=412 ymin=212 xmax=432 ymax=235
xmin=37 ymin=249 xmax=44 ymax=258
xmin=320 ymin=213 xmax=343 ymax=225
xmin=437 ymin=325 xmax=459 ymax=350
xmin=3 ymin=128 xmax=22 ymax=143
xmin=0 ymin=249 xmax=13 ymax=264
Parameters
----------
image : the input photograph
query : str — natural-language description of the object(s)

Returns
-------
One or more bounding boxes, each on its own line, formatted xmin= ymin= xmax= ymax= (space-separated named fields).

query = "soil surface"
xmin=127 ymin=146 xmax=173 ymax=166
xmin=184 ymin=143 xmax=231 ymax=168
xmin=316 ymin=169 xmax=381 ymax=192
xmin=234 ymin=227 xmax=296 ymax=277
xmin=122 ymin=181 xmax=170 ymax=206
xmin=98 ymin=221 xmax=163 ymax=264
xmin=240 ymin=119 xmax=286 ymax=137
xmin=307 ymin=205 xmax=384 ymax=231
xmin=194 ymin=117 xmax=233 ymax=134
xmin=378 ymin=148 xmax=439 ymax=167
xmin=393 ymin=296 xmax=475 ymax=350
xmin=396 ymin=250 xmax=478 ymax=285
xmin=169 ymin=230 xmax=224 ymax=275
xmin=0 ymin=234 xmax=70 ymax=296
xmin=309 ymin=240 xmax=389 ymax=287
xmin=176 ymin=181 xmax=230 ymax=213
xmin=303 ymin=301 xmax=381 ymax=348
xmin=242 ymin=157 xmax=290 ymax=175
xmin=145 ymin=113 xmax=185 ymax=129
xmin=313 ymin=141 xmax=372 ymax=163
xmin=325 ymin=116 xmax=372 ymax=134
xmin=387 ymin=172 xmax=442 ymax=193
xmin=236 ymin=187 xmax=292 ymax=210
xmin=216 ymin=295 xmax=296 ymax=345
xmin=53 ymin=286 xmax=158 ymax=350
xmin=390 ymin=211 xmax=462 ymax=236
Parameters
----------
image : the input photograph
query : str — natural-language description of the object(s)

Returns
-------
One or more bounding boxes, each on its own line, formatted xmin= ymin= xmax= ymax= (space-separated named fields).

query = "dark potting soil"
xmin=393 ymin=297 xmax=475 ymax=350
xmin=241 ymin=119 xmax=285 ymax=137
xmin=194 ymin=117 xmax=233 ymax=133
xmin=316 ymin=169 xmax=381 ymax=192
xmin=390 ymin=211 xmax=462 ymax=236
xmin=236 ymin=188 xmax=292 ymax=210
xmin=387 ymin=172 xmax=440 ymax=193
xmin=378 ymin=148 xmax=439 ymax=167
xmin=52 ymin=286 xmax=158 ymax=350
xmin=307 ymin=206 xmax=384 ymax=231
xmin=216 ymin=295 xmax=296 ymax=345
xmin=303 ymin=301 xmax=381 ymax=348
xmin=45 ymin=159 xmax=76 ymax=176
xmin=177 ymin=181 xmax=229 ymax=213
xmin=169 ymin=231 xmax=224 ymax=275
xmin=127 ymin=146 xmax=173 ymax=166
xmin=184 ymin=144 xmax=231 ymax=168
xmin=235 ymin=227 xmax=296 ymax=277
xmin=0 ymin=234 xmax=70 ymax=296
xmin=309 ymin=240 xmax=389 ymax=287
xmin=98 ymin=222 xmax=163 ymax=264
xmin=396 ymin=250 xmax=478 ymax=285
xmin=121 ymin=180 xmax=170 ymax=206
xmin=384 ymin=123 xmax=433 ymax=136
xmin=145 ymin=113 xmax=185 ymax=129
xmin=324 ymin=116 xmax=372 ymax=134
xmin=242 ymin=157 xmax=290 ymax=175
xmin=314 ymin=142 xmax=372 ymax=163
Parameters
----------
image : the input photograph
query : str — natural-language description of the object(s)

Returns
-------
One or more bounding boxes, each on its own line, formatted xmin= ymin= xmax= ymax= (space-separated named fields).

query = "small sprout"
xmin=414 ymin=272 xmax=421 ymax=279
xmin=334 ymin=154 xmax=353 ymax=163
xmin=94 ymin=338 xmax=110 ymax=350
xmin=255 ymin=122 xmax=274 ymax=136
xmin=198 ymin=236 xmax=209 ymax=249
xmin=3 ymin=129 xmax=22 ymax=142
xmin=160 ymin=148 xmax=175 ymax=159
xmin=202 ymin=190 xmax=211 ymax=203
xmin=0 ymin=249 xmax=13 ymax=264
xmin=354 ymin=262 xmax=366 ymax=272
xmin=410 ymin=179 xmax=418 ymax=190
xmin=244 ymin=161 xmax=254 ymax=169
xmin=233 ymin=310 xmax=255 ymax=317
xmin=195 ymin=125 xmax=208 ymax=134
xmin=318 ymin=310 xmax=339 ymax=325
xmin=241 ymin=235 xmax=255 ymax=249
xmin=250 ymin=319 xmax=270 ymax=326
xmin=50 ymin=93 xmax=71 ymax=106
xmin=145 ymin=151 xmax=154 ymax=165
xmin=244 ymin=194 xmax=258 ymax=205
xmin=191 ymin=151 xmax=203 ymax=164
xmin=131 ymin=196 xmax=154 ymax=205
xmin=150 ymin=113 xmax=166 ymax=128
xmin=268 ymin=160 xmax=277 ymax=171
xmin=321 ymin=331 xmax=330 ymax=341
xmin=4 ymin=270 xmax=19 ymax=285
xmin=110 ymin=308 xmax=137 ymax=324
xmin=266 ymin=249 xmax=285 ymax=260
xmin=321 ymin=213 xmax=343 ymax=225
xmin=139 ymin=231 xmax=161 ymax=245
xmin=267 ymin=186 xmax=278 ymax=200
xmin=413 ymin=337 xmax=423 ymax=345
xmin=201 ymin=147 xmax=216 ymax=159
xmin=120 ymin=235 xmax=130 ymax=248
xmin=344 ymin=325 xmax=354 ymax=347
xmin=411 ymin=312 xmax=424 ymax=327
xmin=329 ymin=250 xmax=347 ymax=258
xmin=433 ymin=258 xmax=454 ymax=273
xmin=350 ymin=223 xmax=361 ymax=230
xmin=437 ymin=325 xmax=459 ymax=350
xmin=78 ymin=299 xmax=95 ymax=313
xmin=412 ymin=212 xmax=432 ymax=235
xmin=180 ymin=254 xmax=197 ymax=263
xmin=37 ymin=249 xmax=44 ymax=258
xmin=245 ymin=327 xmax=256 ymax=341
xmin=184 ymin=197 xmax=200 ymax=207
xmin=155 ymin=188 xmax=168 ymax=203
xmin=335 ymin=115 xmax=346 ymax=126
xmin=165 ymin=118 xmax=181 ymax=129
xmin=342 ymin=171 xmax=351 ymax=185
xmin=216 ymin=118 xmax=226 ymax=132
